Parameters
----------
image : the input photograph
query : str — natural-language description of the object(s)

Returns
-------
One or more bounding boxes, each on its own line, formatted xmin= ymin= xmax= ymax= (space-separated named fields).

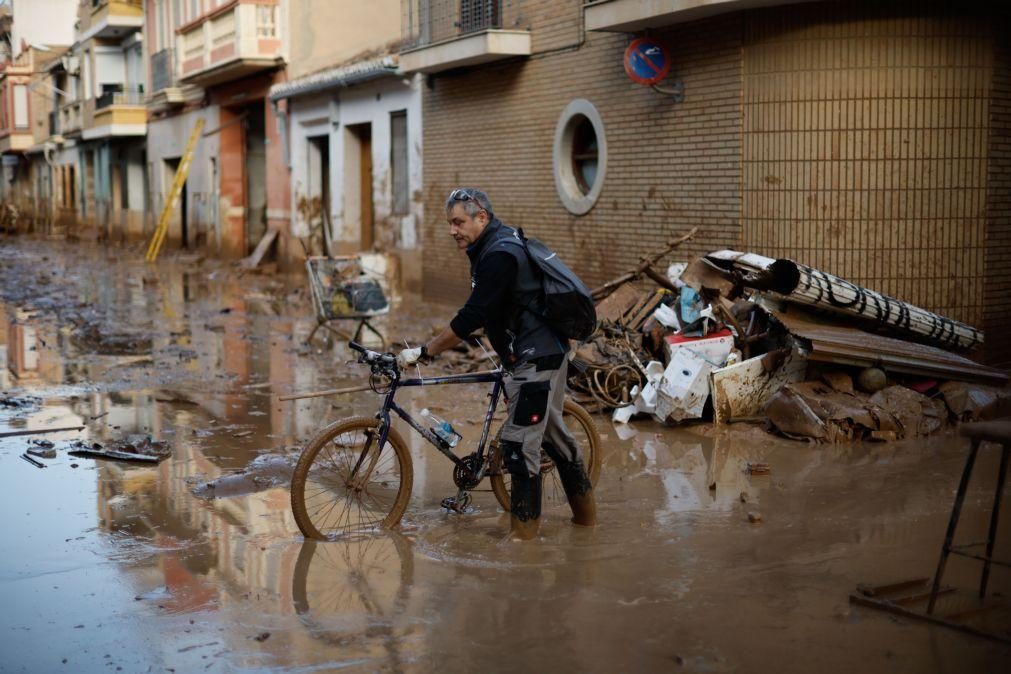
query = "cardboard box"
xmin=655 ymin=348 xmax=713 ymax=423
xmin=666 ymin=328 xmax=734 ymax=367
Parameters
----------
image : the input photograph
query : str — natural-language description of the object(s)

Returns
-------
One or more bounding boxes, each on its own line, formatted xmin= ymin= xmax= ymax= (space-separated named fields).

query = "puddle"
xmin=0 ymin=237 xmax=1008 ymax=672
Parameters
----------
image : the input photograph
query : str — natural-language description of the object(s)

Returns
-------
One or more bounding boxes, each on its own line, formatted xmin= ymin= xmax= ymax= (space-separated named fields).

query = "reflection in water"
xmin=292 ymin=534 xmax=414 ymax=649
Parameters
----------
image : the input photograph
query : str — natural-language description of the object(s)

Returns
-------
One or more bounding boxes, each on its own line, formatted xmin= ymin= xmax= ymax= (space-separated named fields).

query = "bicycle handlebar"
xmin=349 ymin=341 xmax=398 ymax=372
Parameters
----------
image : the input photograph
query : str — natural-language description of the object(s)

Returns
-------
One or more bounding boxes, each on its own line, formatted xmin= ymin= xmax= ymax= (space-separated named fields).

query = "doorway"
xmin=244 ymin=105 xmax=267 ymax=254
xmin=306 ymin=134 xmax=331 ymax=252
xmin=343 ymin=122 xmax=374 ymax=250
xmin=163 ymin=157 xmax=188 ymax=247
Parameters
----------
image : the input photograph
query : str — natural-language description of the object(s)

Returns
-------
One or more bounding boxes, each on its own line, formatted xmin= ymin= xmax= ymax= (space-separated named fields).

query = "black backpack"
xmin=514 ymin=228 xmax=597 ymax=341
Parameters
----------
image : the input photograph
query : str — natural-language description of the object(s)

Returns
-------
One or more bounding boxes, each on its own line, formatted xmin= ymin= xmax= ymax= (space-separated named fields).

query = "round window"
xmin=553 ymin=99 xmax=607 ymax=215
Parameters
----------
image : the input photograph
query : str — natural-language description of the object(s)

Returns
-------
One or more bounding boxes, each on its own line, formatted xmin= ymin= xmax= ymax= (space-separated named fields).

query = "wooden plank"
xmin=242 ymin=228 xmax=279 ymax=269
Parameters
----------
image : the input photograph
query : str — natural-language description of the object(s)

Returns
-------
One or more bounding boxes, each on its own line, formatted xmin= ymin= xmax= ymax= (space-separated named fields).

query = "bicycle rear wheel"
xmin=490 ymin=399 xmax=600 ymax=512
xmin=291 ymin=417 xmax=413 ymax=540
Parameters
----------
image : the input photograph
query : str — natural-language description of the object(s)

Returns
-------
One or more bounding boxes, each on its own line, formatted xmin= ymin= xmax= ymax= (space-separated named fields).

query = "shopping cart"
xmin=305 ymin=256 xmax=389 ymax=347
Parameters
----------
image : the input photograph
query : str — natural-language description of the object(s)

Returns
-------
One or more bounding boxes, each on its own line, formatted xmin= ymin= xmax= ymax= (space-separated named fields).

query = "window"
xmin=256 ymin=5 xmax=277 ymax=37
xmin=553 ymin=99 xmax=607 ymax=215
xmin=13 ymin=85 xmax=28 ymax=129
xmin=82 ymin=51 xmax=91 ymax=100
xmin=570 ymin=116 xmax=598 ymax=195
xmin=459 ymin=0 xmax=500 ymax=34
xmin=188 ymin=0 xmax=201 ymax=22
xmin=256 ymin=5 xmax=276 ymax=38
xmin=390 ymin=111 xmax=409 ymax=216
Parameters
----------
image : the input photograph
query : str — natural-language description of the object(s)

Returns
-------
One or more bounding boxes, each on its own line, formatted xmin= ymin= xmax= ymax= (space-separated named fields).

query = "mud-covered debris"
xmin=191 ymin=454 xmax=295 ymax=499
xmin=253 ymin=632 xmax=270 ymax=642
xmin=821 ymin=371 xmax=854 ymax=394
xmin=232 ymin=430 xmax=253 ymax=438
xmin=27 ymin=447 xmax=57 ymax=459
xmin=857 ymin=367 xmax=887 ymax=393
xmin=939 ymin=382 xmax=1011 ymax=422
xmin=20 ymin=453 xmax=46 ymax=468
xmin=740 ymin=491 xmax=749 ymax=503
xmin=0 ymin=394 xmax=41 ymax=409
xmin=30 ymin=438 xmax=55 ymax=449
xmin=747 ymin=462 xmax=771 ymax=475
xmin=69 ymin=435 xmax=171 ymax=463
xmin=747 ymin=511 xmax=762 ymax=523
xmin=71 ymin=323 xmax=153 ymax=356
xmin=869 ymin=386 xmax=948 ymax=437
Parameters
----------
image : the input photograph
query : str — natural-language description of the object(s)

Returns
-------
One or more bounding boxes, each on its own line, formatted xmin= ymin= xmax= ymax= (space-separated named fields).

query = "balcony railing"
xmin=402 ymin=0 xmax=502 ymax=48
xmin=95 ymin=85 xmax=144 ymax=110
xmin=151 ymin=48 xmax=174 ymax=92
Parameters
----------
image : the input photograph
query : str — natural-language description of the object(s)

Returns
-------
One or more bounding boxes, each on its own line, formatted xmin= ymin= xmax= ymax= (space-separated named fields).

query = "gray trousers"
xmin=500 ymin=360 xmax=583 ymax=477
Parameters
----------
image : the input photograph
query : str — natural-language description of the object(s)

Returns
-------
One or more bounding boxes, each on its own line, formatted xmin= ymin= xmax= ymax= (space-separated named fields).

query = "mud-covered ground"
xmin=0 ymin=236 xmax=1008 ymax=673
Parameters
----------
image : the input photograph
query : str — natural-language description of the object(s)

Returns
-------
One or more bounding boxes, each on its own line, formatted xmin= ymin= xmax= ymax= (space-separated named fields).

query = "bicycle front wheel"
xmin=490 ymin=399 xmax=601 ymax=512
xmin=291 ymin=417 xmax=413 ymax=540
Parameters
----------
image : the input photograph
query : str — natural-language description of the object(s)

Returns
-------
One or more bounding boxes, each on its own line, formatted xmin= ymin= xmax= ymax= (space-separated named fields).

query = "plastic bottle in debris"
xmin=420 ymin=408 xmax=462 ymax=448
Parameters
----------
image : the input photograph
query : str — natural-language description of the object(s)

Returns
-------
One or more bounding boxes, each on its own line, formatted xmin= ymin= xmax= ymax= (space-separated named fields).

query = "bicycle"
xmin=290 ymin=341 xmax=601 ymax=540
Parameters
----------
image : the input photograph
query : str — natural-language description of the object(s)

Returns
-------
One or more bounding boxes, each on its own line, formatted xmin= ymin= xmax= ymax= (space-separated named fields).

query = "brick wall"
xmin=421 ymin=7 xmax=743 ymax=304
xmin=985 ymin=14 xmax=1011 ymax=368
xmin=741 ymin=2 xmax=994 ymax=333
xmin=419 ymin=0 xmax=1009 ymax=365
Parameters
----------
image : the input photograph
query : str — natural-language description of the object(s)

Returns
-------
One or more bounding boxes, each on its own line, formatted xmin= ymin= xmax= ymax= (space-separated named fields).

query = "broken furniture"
xmin=850 ymin=420 xmax=1011 ymax=644
xmin=305 ymin=255 xmax=388 ymax=347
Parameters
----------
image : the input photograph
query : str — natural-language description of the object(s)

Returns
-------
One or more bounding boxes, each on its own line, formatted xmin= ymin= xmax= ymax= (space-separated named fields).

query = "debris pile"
xmin=68 ymin=435 xmax=171 ymax=463
xmin=575 ymin=235 xmax=1009 ymax=442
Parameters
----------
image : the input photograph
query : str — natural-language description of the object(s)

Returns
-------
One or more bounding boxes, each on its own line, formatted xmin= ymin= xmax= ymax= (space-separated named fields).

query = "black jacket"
xmin=449 ymin=218 xmax=568 ymax=366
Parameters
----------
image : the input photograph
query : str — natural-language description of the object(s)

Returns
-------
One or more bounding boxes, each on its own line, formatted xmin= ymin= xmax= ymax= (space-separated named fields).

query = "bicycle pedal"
xmin=440 ymin=493 xmax=472 ymax=514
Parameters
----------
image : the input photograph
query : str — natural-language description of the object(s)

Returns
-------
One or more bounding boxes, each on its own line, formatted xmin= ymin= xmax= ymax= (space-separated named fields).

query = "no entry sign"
xmin=623 ymin=38 xmax=671 ymax=86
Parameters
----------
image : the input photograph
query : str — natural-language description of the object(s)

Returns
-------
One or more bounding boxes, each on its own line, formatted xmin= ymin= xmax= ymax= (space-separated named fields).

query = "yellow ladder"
xmin=145 ymin=118 xmax=205 ymax=262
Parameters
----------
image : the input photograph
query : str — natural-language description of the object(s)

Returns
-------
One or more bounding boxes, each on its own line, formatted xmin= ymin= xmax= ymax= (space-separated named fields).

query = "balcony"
xmin=177 ymin=0 xmax=284 ymax=87
xmin=0 ymin=75 xmax=33 ymax=152
xmin=0 ymin=129 xmax=32 ymax=154
xmin=82 ymin=0 xmax=144 ymax=41
xmin=84 ymin=85 xmax=146 ymax=140
xmin=59 ymin=100 xmax=83 ymax=136
xmin=95 ymin=84 xmax=144 ymax=109
xmin=583 ymin=0 xmax=817 ymax=32
xmin=399 ymin=0 xmax=530 ymax=74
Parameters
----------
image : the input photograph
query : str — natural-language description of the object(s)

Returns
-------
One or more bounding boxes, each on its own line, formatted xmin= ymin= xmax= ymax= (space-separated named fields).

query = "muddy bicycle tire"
xmin=291 ymin=416 xmax=413 ymax=540
xmin=490 ymin=400 xmax=601 ymax=513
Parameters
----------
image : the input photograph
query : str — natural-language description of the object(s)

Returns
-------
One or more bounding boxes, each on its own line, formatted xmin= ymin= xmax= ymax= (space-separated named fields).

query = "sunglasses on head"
xmin=449 ymin=189 xmax=491 ymax=216
xmin=449 ymin=188 xmax=477 ymax=203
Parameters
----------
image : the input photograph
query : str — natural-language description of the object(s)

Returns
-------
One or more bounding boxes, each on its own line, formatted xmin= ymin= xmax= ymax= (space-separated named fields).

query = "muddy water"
xmin=0 ymin=238 xmax=1008 ymax=672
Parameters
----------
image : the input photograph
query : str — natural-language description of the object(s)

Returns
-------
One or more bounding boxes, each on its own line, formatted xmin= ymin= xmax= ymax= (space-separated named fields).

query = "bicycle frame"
xmin=375 ymin=369 xmax=506 ymax=472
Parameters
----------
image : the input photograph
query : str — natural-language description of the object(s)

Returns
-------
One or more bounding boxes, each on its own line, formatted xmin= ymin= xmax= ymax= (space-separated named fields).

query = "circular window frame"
xmin=553 ymin=99 xmax=607 ymax=216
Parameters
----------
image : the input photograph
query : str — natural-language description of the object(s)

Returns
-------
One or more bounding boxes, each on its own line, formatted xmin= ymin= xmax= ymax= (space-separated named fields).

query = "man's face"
xmin=447 ymin=203 xmax=489 ymax=250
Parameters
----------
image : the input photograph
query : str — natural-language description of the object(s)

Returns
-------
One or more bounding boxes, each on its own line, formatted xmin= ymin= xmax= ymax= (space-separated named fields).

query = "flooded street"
xmin=1 ymin=237 xmax=1008 ymax=673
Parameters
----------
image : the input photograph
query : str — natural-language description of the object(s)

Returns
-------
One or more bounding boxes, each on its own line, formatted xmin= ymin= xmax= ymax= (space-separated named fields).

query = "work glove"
xmin=397 ymin=346 xmax=425 ymax=367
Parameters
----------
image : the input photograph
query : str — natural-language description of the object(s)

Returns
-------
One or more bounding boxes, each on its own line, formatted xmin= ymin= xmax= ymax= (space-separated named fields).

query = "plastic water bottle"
xmin=420 ymin=408 xmax=462 ymax=448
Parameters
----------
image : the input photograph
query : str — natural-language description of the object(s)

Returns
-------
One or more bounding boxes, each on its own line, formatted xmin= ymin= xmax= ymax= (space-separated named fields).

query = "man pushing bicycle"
xmin=397 ymin=188 xmax=597 ymax=540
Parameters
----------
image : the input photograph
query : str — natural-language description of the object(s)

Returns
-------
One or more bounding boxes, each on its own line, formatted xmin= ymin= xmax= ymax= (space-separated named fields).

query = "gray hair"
xmin=445 ymin=188 xmax=493 ymax=217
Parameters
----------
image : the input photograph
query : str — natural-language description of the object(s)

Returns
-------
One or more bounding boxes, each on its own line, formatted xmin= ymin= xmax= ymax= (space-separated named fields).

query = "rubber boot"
xmin=509 ymin=469 xmax=542 ymax=541
xmin=556 ymin=457 xmax=597 ymax=526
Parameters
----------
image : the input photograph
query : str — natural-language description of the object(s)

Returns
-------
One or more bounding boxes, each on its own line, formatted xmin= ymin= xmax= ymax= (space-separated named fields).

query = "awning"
xmin=268 ymin=56 xmax=399 ymax=103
